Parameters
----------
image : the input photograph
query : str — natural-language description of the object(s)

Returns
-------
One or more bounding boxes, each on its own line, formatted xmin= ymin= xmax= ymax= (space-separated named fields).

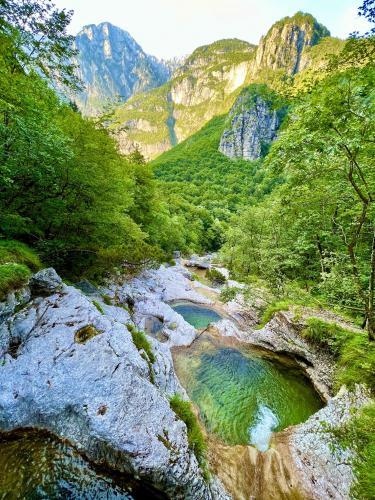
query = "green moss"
xmin=92 ymin=300 xmax=104 ymax=315
xmin=169 ymin=394 xmax=208 ymax=479
xmin=257 ymin=301 xmax=291 ymax=328
xmin=127 ymin=325 xmax=156 ymax=364
xmin=127 ymin=325 xmax=156 ymax=383
xmin=0 ymin=240 xmax=42 ymax=272
xmin=0 ymin=263 xmax=31 ymax=300
xmin=302 ymin=318 xmax=375 ymax=393
xmin=75 ymin=325 xmax=100 ymax=344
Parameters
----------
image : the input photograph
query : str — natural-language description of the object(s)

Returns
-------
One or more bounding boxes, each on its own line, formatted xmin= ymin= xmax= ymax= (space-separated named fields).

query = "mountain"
xmin=251 ymin=12 xmax=330 ymax=75
xmin=73 ymin=22 xmax=172 ymax=115
xmin=107 ymin=13 xmax=343 ymax=159
xmin=108 ymin=39 xmax=257 ymax=159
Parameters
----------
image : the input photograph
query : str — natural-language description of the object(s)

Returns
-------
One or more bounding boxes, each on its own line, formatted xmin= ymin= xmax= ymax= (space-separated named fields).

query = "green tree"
xmin=0 ymin=0 xmax=80 ymax=88
xmin=266 ymin=67 xmax=375 ymax=338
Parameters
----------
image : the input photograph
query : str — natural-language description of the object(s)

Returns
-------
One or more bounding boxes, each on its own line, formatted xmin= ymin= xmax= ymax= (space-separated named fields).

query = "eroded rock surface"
xmin=219 ymin=92 xmax=281 ymax=161
xmin=250 ymin=311 xmax=335 ymax=400
xmin=0 ymin=273 xmax=226 ymax=499
xmin=289 ymin=385 xmax=372 ymax=500
xmin=109 ymin=263 xmax=212 ymax=347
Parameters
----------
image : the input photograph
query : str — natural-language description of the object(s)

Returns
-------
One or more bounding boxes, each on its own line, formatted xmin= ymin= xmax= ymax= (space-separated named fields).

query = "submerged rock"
xmin=0 ymin=273 xmax=226 ymax=499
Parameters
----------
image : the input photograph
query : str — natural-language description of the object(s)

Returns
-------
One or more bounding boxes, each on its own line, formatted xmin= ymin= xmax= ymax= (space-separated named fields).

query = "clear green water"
xmin=172 ymin=303 xmax=222 ymax=329
xmin=0 ymin=430 xmax=165 ymax=499
xmin=174 ymin=335 xmax=323 ymax=451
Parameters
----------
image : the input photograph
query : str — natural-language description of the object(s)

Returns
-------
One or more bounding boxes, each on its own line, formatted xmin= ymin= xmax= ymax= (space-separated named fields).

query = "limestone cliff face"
xmin=219 ymin=86 xmax=283 ymax=160
xmin=252 ymin=12 xmax=330 ymax=75
xmin=109 ymin=39 xmax=257 ymax=160
xmin=218 ymin=13 xmax=334 ymax=162
xmin=108 ymin=13 xmax=338 ymax=160
xmin=73 ymin=22 xmax=172 ymax=115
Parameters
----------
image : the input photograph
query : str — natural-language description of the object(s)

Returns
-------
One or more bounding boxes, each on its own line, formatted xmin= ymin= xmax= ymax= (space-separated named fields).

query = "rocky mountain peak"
xmin=73 ymin=22 xmax=171 ymax=115
xmin=253 ymin=12 xmax=330 ymax=75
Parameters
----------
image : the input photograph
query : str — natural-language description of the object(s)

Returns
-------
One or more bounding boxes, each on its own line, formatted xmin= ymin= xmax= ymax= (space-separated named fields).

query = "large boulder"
xmin=29 ymin=267 xmax=63 ymax=297
xmin=0 ymin=274 xmax=225 ymax=499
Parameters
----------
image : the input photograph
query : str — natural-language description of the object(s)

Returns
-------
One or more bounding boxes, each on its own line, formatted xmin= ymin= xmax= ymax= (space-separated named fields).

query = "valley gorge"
xmin=1 ymin=2 xmax=374 ymax=499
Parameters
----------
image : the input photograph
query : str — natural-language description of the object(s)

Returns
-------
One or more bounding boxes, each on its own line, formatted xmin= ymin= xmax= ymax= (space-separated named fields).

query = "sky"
xmin=53 ymin=0 xmax=371 ymax=59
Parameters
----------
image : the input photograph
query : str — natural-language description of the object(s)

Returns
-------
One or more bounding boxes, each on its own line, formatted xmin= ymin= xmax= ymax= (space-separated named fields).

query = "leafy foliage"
xmin=0 ymin=15 xmax=184 ymax=281
xmin=222 ymin=66 xmax=375 ymax=339
xmin=153 ymin=115 xmax=268 ymax=252
xmin=205 ymin=268 xmax=226 ymax=285
xmin=0 ymin=0 xmax=80 ymax=88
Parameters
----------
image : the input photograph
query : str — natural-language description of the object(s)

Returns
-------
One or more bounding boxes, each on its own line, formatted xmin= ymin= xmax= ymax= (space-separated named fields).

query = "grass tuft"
xmin=102 ymin=294 xmax=112 ymax=305
xmin=257 ymin=300 xmax=290 ymax=328
xmin=92 ymin=300 xmax=104 ymax=315
xmin=0 ymin=240 xmax=41 ymax=272
xmin=302 ymin=318 xmax=375 ymax=393
xmin=0 ymin=263 xmax=31 ymax=300
xmin=169 ymin=394 xmax=208 ymax=479
xmin=334 ymin=403 xmax=375 ymax=500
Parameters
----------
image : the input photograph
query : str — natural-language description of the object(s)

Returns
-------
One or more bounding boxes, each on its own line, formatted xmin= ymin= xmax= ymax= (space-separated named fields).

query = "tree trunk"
xmin=367 ymin=227 xmax=375 ymax=341
xmin=316 ymin=234 xmax=326 ymax=274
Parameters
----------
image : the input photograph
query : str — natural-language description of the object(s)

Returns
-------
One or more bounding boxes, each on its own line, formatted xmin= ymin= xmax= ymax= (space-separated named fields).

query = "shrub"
xmin=169 ymin=394 xmax=208 ymax=478
xmin=220 ymin=286 xmax=240 ymax=303
xmin=205 ymin=268 xmax=226 ymax=285
xmin=302 ymin=318 xmax=375 ymax=393
xmin=0 ymin=263 xmax=31 ymax=300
